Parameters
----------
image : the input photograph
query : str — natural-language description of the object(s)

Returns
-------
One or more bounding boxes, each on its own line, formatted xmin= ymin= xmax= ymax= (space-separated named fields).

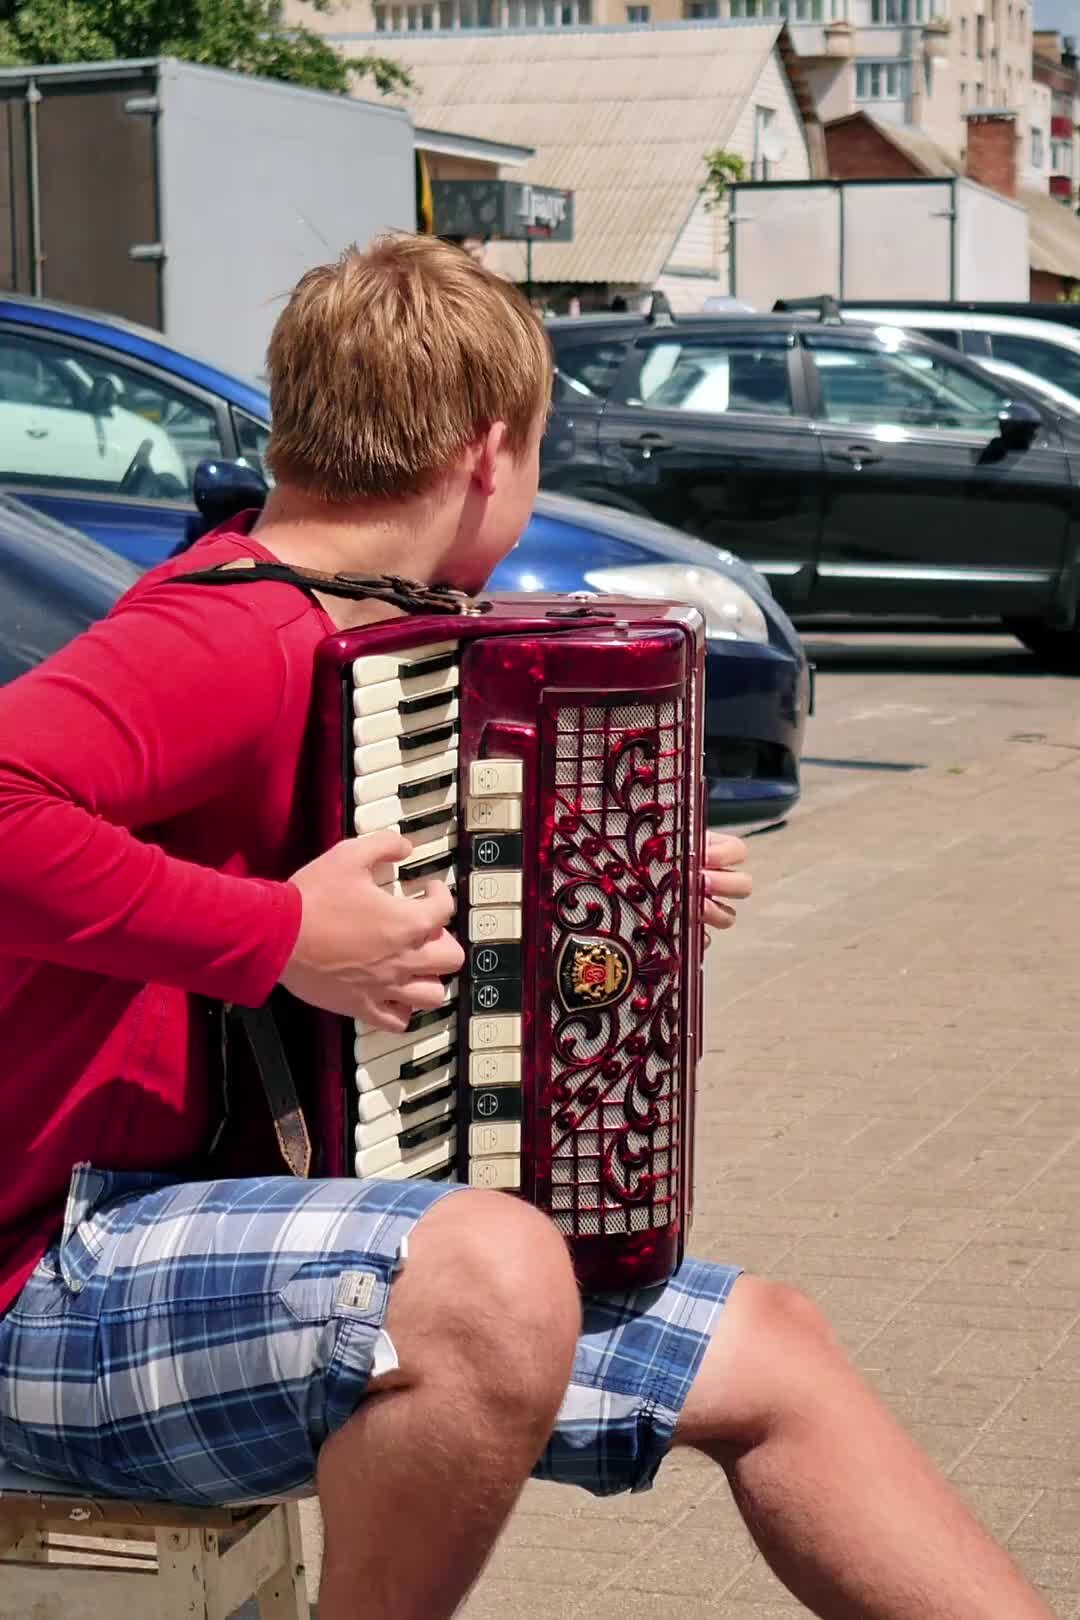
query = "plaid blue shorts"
xmin=0 ymin=1165 xmax=741 ymax=1507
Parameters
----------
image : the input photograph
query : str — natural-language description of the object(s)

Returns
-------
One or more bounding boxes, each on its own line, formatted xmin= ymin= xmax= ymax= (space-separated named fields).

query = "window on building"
xmin=752 ymin=105 xmax=776 ymax=179
xmin=376 ymin=0 xmax=500 ymax=25
xmin=503 ymin=0 xmax=590 ymax=22
xmin=855 ymin=59 xmax=910 ymax=100
xmin=870 ymin=0 xmax=927 ymax=22
xmin=626 ymin=4 xmax=650 ymax=18
xmin=1052 ymin=140 xmax=1074 ymax=175
xmin=960 ymin=14 xmax=967 ymax=47
xmin=1031 ymin=126 xmax=1045 ymax=166
xmin=683 ymin=0 xmax=718 ymax=15
xmin=975 ymin=13 xmax=985 ymax=54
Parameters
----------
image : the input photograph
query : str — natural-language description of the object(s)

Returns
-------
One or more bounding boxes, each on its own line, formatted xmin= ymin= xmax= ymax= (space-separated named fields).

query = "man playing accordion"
xmin=0 ymin=235 xmax=1055 ymax=1620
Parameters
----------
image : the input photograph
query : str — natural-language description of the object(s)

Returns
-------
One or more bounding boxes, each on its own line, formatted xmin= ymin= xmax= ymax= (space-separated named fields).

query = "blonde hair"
xmin=265 ymin=234 xmax=552 ymax=503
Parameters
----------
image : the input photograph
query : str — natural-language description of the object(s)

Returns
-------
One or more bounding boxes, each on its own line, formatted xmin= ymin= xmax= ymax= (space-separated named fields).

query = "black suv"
xmin=541 ymin=308 xmax=1080 ymax=666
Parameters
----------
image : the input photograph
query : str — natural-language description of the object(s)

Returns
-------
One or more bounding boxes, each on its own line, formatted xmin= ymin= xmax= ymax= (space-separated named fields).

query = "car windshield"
xmin=988 ymin=332 xmax=1080 ymax=400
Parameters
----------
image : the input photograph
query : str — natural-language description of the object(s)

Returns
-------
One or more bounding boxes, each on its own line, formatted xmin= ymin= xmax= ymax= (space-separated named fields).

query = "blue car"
xmin=0 ymin=294 xmax=810 ymax=823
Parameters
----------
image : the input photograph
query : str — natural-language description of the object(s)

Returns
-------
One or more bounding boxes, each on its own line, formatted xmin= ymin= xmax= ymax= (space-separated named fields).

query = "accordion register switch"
xmin=465 ymin=757 xmax=525 ymax=1191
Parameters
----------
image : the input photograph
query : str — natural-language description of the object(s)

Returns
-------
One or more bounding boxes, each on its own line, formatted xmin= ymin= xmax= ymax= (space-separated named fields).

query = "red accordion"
xmin=308 ymin=594 xmax=706 ymax=1292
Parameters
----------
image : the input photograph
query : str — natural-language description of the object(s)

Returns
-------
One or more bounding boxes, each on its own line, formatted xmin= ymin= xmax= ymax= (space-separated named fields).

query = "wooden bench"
xmin=0 ymin=1457 xmax=310 ymax=1619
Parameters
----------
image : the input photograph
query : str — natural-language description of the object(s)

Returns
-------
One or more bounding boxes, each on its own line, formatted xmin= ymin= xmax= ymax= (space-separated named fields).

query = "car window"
xmin=987 ymin=333 xmax=1080 ymax=401
xmin=234 ymin=410 xmax=272 ymax=481
xmin=553 ymin=340 xmax=629 ymax=404
xmin=806 ymin=339 xmax=1007 ymax=433
xmin=0 ymin=330 xmax=223 ymax=500
xmin=910 ymin=327 xmax=961 ymax=350
xmin=624 ymin=336 xmax=794 ymax=417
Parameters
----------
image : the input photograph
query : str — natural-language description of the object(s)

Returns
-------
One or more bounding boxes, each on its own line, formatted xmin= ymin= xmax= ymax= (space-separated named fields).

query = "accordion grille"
xmin=546 ymin=697 xmax=686 ymax=1239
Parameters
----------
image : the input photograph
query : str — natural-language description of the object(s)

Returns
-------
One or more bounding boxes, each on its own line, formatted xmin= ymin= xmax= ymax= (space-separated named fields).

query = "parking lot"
xmin=436 ymin=627 xmax=1080 ymax=1620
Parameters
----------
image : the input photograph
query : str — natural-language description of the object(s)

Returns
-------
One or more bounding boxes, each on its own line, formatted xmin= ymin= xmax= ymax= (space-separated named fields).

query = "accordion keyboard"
xmin=347 ymin=639 xmax=528 ymax=1193
xmin=351 ymin=641 xmax=461 ymax=1182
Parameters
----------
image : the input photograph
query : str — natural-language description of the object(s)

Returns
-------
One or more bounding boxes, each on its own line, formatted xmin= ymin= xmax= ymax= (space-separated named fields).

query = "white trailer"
xmin=729 ymin=177 xmax=1029 ymax=311
xmin=0 ymin=57 xmax=415 ymax=380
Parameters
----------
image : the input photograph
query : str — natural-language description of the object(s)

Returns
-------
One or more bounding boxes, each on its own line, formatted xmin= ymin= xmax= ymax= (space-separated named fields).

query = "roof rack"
xmin=645 ymin=290 xmax=675 ymax=328
xmin=773 ymin=295 xmax=845 ymax=323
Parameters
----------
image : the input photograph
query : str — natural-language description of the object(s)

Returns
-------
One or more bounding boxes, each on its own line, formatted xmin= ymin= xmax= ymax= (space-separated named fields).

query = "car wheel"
xmin=1005 ymin=618 xmax=1080 ymax=672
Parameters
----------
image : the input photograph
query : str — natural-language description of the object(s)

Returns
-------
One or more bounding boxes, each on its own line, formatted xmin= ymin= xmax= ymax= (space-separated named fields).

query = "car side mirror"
xmin=192 ymin=457 xmax=269 ymax=527
xmin=88 ymin=375 xmax=117 ymax=416
xmin=997 ymin=399 xmax=1041 ymax=451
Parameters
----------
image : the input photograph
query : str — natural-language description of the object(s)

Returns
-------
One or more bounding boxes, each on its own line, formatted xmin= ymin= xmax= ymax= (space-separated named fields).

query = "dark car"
xmin=0 ymin=495 xmax=139 ymax=684
xmin=542 ymin=308 xmax=1080 ymax=667
xmin=0 ymin=294 xmax=812 ymax=823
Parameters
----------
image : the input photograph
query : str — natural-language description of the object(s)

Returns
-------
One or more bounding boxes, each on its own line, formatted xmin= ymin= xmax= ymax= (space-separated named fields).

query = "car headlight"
xmin=582 ymin=563 xmax=770 ymax=643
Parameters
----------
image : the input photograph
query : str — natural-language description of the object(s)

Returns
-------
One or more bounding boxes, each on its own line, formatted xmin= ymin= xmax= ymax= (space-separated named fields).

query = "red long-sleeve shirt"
xmin=0 ymin=519 xmax=332 ymax=1312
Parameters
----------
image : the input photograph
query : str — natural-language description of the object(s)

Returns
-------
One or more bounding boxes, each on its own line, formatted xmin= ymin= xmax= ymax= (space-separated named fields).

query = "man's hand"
xmin=702 ymin=832 xmax=752 ymax=934
xmin=280 ymin=831 xmax=464 ymax=1032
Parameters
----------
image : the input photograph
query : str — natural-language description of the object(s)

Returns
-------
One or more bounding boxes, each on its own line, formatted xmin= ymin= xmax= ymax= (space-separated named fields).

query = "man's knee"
xmin=386 ymin=1191 xmax=581 ymax=1414
xmin=739 ymin=1277 xmax=837 ymax=1354
xmin=676 ymin=1275 xmax=842 ymax=1453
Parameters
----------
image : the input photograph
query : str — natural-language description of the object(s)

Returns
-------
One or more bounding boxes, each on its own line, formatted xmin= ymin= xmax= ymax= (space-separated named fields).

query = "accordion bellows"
xmin=309 ymin=594 xmax=706 ymax=1292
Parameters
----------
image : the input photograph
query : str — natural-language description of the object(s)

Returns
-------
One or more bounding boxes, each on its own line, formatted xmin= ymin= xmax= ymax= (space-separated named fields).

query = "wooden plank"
xmin=255 ymin=1505 xmax=309 ymax=1620
xmin=212 ymin=1506 xmax=292 ymax=1619
xmin=0 ymin=1562 xmax=164 ymax=1620
xmin=156 ymin=1526 xmax=214 ymax=1619
xmin=0 ymin=1493 xmax=245 ymax=1530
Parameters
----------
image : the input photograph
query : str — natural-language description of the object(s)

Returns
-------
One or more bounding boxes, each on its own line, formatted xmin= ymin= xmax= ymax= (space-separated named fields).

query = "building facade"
xmin=353 ymin=22 xmax=819 ymax=308
xmin=292 ymin=0 xmax=1032 ymax=168
xmin=1033 ymin=32 xmax=1080 ymax=210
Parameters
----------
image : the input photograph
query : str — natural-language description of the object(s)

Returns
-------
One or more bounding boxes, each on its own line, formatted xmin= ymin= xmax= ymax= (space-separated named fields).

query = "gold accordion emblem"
xmin=557 ymin=936 xmax=631 ymax=1012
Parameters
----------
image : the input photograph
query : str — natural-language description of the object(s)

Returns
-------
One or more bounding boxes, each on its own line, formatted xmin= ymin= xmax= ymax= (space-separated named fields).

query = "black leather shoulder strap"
xmin=170 ymin=559 xmax=476 ymax=618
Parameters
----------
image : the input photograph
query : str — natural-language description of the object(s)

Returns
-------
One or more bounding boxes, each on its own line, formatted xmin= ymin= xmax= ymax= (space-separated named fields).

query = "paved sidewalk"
xmin=441 ymin=727 xmax=1080 ymax=1620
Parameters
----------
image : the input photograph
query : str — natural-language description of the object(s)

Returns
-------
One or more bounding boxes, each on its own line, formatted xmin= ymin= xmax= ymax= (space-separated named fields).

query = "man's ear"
xmin=472 ymin=421 xmax=508 ymax=496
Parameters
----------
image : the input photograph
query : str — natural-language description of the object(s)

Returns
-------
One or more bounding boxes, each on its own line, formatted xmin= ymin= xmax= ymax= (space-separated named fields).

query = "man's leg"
xmin=0 ymin=1170 xmax=580 ymax=1620
xmin=316 ymin=1190 xmax=581 ymax=1620
xmin=675 ymin=1275 xmax=1055 ymax=1620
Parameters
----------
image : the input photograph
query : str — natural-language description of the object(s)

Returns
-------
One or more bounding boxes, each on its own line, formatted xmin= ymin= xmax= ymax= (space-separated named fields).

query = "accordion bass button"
xmin=468 ymin=1156 xmax=521 ymax=1191
xmin=465 ymin=797 xmax=522 ymax=833
xmin=469 ymin=1014 xmax=522 ymax=1049
xmin=469 ymin=907 xmax=522 ymax=943
xmin=469 ymin=760 xmax=523 ymax=797
xmin=469 ymin=1121 xmax=521 ymax=1157
xmin=469 ymin=1050 xmax=522 ymax=1086
xmin=468 ymin=871 xmax=522 ymax=906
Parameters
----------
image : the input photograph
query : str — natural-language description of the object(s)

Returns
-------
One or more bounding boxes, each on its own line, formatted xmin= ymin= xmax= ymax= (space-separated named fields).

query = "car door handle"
xmin=619 ymin=431 xmax=673 ymax=451
xmin=828 ymin=442 xmax=881 ymax=466
xmin=24 ymin=428 xmax=48 ymax=440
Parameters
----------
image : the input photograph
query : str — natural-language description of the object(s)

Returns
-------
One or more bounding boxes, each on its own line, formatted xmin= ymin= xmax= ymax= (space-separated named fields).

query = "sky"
xmin=1034 ymin=0 xmax=1079 ymax=33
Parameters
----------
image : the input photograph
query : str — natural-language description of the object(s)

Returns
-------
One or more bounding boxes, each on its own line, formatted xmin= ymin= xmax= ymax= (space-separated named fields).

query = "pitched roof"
xmin=1023 ymin=184 xmax=1080 ymax=278
xmin=362 ymin=22 xmax=813 ymax=284
xmin=864 ymin=116 xmax=961 ymax=180
xmin=826 ymin=111 xmax=1080 ymax=280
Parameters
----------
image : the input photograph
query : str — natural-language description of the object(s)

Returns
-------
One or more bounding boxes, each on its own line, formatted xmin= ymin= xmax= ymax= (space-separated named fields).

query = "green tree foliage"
xmin=700 ymin=148 xmax=749 ymax=212
xmin=0 ymin=0 xmax=411 ymax=96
